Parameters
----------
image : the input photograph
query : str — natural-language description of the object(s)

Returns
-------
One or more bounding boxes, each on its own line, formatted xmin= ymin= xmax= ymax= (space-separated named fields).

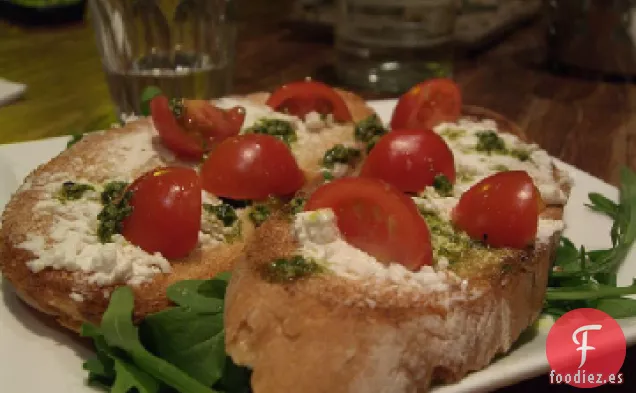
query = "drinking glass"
xmin=546 ymin=0 xmax=636 ymax=76
xmin=335 ymin=0 xmax=459 ymax=93
xmin=88 ymin=0 xmax=237 ymax=118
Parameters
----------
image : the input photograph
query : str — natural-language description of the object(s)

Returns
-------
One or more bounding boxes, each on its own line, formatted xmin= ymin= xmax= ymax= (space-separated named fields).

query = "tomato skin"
xmin=181 ymin=99 xmax=245 ymax=142
xmin=201 ymin=134 xmax=305 ymax=200
xmin=151 ymin=96 xmax=205 ymax=160
xmin=122 ymin=167 xmax=202 ymax=259
xmin=451 ymin=171 xmax=541 ymax=249
xmin=390 ymin=78 xmax=462 ymax=130
xmin=360 ymin=129 xmax=456 ymax=193
xmin=150 ymin=96 xmax=245 ymax=160
xmin=266 ymin=80 xmax=353 ymax=122
xmin=305 ymin=177 xmax=432 ymax=270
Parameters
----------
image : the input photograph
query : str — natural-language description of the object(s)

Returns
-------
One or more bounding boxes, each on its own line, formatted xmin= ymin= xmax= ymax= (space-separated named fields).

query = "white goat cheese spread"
xmin=21 ymin=193 xmax=172 ymax=286
xmin=293 ymin=117 xmax=567 ymax=284
xmin=433 ymin=119 xmax=570 ymax=204
xmin=216 ymin=98 xmax=360 ymax=179
xmin=293 ymin=209 xmax=455 ymax=291
xmin=18 ymin=181 xmax=241 ymax=288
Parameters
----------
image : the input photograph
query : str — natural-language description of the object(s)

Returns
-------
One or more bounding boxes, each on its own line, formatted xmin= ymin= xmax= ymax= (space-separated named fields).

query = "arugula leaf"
xmin=166 ymin=279 xmax=225 ymax=313
xmin=594 ymin=298 xmax=636 ymax=319
xmin=544 ymin=167 xmax=636 ymax=319
xmin=98 ymin=287 xmax=144 ymax=352
xmin=140 ymin=86 xmax=162 ymax=116
xmin=213 ymin=357 xmax=251 ymax=393
xmin=214 ymin=271 xmax=232 ymax=283
xmin=82 ymin=323 xmax=116 ymax=386
xmin=141 ymin=276 xmax=232 ymax=385
xmin=84 ymin=287 xmax=216 ymax=393
xmin=111 ymin=359 xmax=160 ymax=393
xmin=582 ymin=169 xmax=636 ymax=278
xmin=141 ymin=308 xmax=226 ymax=386
xmin=82 ymin=273 xmax=249 ymax=393
xmin=84 ymin=358 xmax=113 ymax=380
xmin=546 ymin=281 xmax=636 ymax=301
xmin=585 ymin=192 xmax=619 ymax=219
xmin=67 ymin=133 xmax=84 ymax=148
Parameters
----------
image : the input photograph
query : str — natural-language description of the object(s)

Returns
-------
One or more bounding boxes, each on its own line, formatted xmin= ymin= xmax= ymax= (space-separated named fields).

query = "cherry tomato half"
xmin=390 ymin=78 xmax=462 ymax=130
xmin=201 ymin=134 xmax=305 ymax=200
xmin=360 ymin=129 xmax=456 ymax=193
xmin=181 ymin=99 xmax=245 ymax=142
xmin=451 ymin=171 xmax=543 ymax=249
xmin=305 ymin=177 xmax=432 ymax=270
xmin=150 ymin=96 xmax=245 ymax=161
xmin=266 ymin=80 xmax=353 ymax=122
xmin=122 ymin=167 xmax=202 ymax=259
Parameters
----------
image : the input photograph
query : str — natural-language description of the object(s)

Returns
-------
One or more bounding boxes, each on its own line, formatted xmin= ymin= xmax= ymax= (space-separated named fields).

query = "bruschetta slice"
xmin=0 ymin=82 xmax=374 ymax=331
xmin=224 ymin=105 xmax=571 ymax=393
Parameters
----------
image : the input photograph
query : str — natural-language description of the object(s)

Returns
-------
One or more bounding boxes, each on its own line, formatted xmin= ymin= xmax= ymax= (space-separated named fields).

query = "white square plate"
xmin=0 ymin=100 xmax=635 ymax=393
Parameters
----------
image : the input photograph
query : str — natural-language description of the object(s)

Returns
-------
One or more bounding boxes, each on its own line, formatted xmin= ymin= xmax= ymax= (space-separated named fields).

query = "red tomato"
xmin=360 ymin=129 xmax=456 ymax=193
xmin=451 ymin=171 xmax=542 ymax=249
xmin=266 ymin=80 xmax=353 ymax=122
xmin=151 ymin=96 xmax=204 ymax=160
xmin=390 ymin=78 xmax=462 ymax=130
xmin=150 ymin=96 xmax=244 ymax=160
xmin=201 ymin=134 xmax=305 ymax=200
xmin=122 ymin=167 xmax=201 ymax=259
xmin=181 ymin=99 xmax=245 ymax=142
xmin=305 ymin=177 xmax=432 ymax=270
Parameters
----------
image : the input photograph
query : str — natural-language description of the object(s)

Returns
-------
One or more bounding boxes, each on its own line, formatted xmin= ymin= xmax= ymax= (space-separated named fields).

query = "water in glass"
xmin=335 ymin=0 xmax=458 ymax=93
xmin=88 ymin=0 xmax=237 ymax=117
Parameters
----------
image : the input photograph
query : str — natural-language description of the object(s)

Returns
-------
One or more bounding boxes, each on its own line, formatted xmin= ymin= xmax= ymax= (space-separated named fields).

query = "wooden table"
xmin=0 ymin=3 xmax=635 ymax=392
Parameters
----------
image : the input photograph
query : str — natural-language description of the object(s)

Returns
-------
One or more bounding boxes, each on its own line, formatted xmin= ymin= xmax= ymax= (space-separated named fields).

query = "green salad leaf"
xmin=544 ymin=167 xmax=636 ymax=319
xmin=140 ymin=308 xmax=226 ymax=386
xmin=165 ymin=279 xmax=227 ymax=313
xmin=81 ymin=273 xmax=250 ymax=393
xmin=111 ymin=360 xmax=160 ymax=393
xmin=67 ymin=133 xmax=84 ymax=148
xmin=140 ymin=86 xmax=162 ymax=117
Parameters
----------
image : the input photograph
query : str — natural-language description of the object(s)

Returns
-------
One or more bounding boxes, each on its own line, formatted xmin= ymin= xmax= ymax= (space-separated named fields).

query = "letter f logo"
xmin=572 ymin=324 xmax=603 ymax=368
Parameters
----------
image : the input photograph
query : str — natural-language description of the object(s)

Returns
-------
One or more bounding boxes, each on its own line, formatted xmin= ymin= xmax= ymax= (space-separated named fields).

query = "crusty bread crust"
xmin=0 ymin=121 xmax=255 ymax=331
xmin=0 ymin=90 xmax=374 ymax=332
xmin=224 ymin=107 xmax=570 ymax=393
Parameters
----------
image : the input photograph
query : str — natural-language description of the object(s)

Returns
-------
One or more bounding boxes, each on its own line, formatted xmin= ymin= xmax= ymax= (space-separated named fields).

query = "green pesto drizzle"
xmin=57 ymin=181 xmax=95 ymax=202
xmin=510 ymin=149 xmax=531 ymax=162
xmin=262 ymin=255 xmax=323 ymax=283
xmin=249 ymin=204 xmax=271 ymax=227
xmin=440 ymin=128 xmax=466 ymax=140
xmin=203 ymin=203 xmax=238 ymax=227
xmin=203 ymin=203 xmax=242 ymax=243
xmin=354 ymin=114 xmax=388 ymax=152
xmin=474 ymin=130 xmax=532 ymax=162
xmin=97 ymin=181 xmax=133 ymax=243
xmin=475 ymin=131 xmax=506 ymax=154
xmin=245 ymin=118 xmax=297 ymax=145
xmin=289 ymin=197 xmax=306 ymax=214
xmin=432 ymin=174 xmax=453 ymax=197
xmin=322 ymin=144 xmax=361 ymax=168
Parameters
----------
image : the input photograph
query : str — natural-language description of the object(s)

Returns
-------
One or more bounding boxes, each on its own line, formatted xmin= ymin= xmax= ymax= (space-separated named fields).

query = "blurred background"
xmin=0 ymin=0 xmax=635 ymax=187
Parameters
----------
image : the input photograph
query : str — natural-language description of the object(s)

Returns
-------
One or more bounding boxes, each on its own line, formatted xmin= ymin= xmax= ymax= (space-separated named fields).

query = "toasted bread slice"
xmin=223 ymin=107 xmax=571 ymax=393
xmin=0 ymin=90 xmax=374 ymax=332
